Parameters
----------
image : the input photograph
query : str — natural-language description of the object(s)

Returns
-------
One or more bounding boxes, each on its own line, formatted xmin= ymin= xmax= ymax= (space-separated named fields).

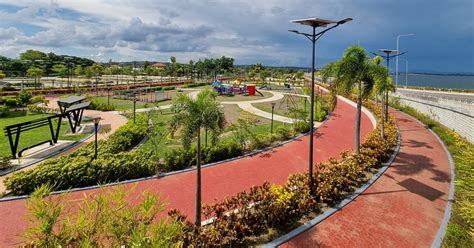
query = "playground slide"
xmin=255 ymin=89 xmax=264 ymax=97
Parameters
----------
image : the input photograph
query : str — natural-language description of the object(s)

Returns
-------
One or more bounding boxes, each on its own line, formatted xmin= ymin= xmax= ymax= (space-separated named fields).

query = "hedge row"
xmin=4 ymin=116 xmax=152 ymax=195
xmin=169 ymin=101 xmax=398 ymax=246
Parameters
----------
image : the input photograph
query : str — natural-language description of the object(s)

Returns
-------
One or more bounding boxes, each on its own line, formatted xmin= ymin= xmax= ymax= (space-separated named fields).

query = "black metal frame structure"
xmin=4 ymin=98 xmax=90 ymax=159
xmin=4 ymin=115 xmax=63 ymax=159
xmin=57 ymin=96 xmax=90 ymax=133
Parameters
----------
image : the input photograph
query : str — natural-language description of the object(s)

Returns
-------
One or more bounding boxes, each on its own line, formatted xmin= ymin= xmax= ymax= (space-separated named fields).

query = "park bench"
xmin=4 ymin=115 xmax=64 ymax=159
xmin=58 ymin=96 xmax=90 ymax=133
xmin=4 ymin=98 xmax=90 ymax=159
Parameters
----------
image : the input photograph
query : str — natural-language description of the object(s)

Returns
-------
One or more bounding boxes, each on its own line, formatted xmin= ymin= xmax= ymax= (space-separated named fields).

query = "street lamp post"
xmin=395 ymin=34 xmax=414 ymax=88
xmin=372 ymin=49 xmax=407 ymax=121
xmin=271 ymin=102 xmax=276 ymax=140
xmin=92 ymin=117 xmax=101 ymax=159
xmin=399 ymin=59 xmax=409 ymax=88
xmin=289 ymin=17 xmax=352 ymax=194
xmin=133 ymin=93 xmax=137 ymax=124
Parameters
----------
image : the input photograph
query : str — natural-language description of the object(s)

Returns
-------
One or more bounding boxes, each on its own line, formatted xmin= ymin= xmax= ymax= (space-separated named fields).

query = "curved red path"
xmin=282 ymin=109 xmax=452 ymax=247
xmin=0 ymin=99 xmax=372 ymax=247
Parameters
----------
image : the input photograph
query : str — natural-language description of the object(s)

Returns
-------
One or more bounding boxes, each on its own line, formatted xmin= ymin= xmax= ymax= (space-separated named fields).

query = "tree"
xmin=0 ymin=70 xmax=5 ymax=80
xmin=371 ymin=56 xmax=393 ymax=139
xmin=169 ymin=89 xmax=225 ymax=225
xmin=27 ymin=67 xmax=45 ymax=89
xmin=74 ymin=65 xmax=83 ymax=77
xmin=88 ymin=63 xmax=103 ymax=89
xmin=52 ymin=64 xmax=69 ymax=78
xmin=329 ymin=46 xmax=377 ymax=154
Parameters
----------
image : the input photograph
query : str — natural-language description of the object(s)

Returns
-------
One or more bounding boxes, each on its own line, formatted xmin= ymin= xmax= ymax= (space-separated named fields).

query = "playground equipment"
xmin=212 ymin=80 xmax=263 ymax=96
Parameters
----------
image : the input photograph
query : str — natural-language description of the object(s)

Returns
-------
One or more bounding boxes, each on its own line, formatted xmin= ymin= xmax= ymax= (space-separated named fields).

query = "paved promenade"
xmin=282 ymin=108 xmax=452 ymax=247
xmin=0 ymin=96 xmax=372 ymax=246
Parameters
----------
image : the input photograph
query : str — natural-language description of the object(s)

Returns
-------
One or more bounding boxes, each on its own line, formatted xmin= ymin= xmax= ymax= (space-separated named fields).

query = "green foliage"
xmin=0 ymin=156 xmax=12 ymax=171
xmin=4 ymin=98 xmax=18 ymax=108
xmin=5 ymin=117 xmax=152 ymax=195
xmin=88 ymin=99 xmax=116 ymax=111
xmin=17 ymin=91 xmax=32 ymax=106
xmin=0 ymin=105 xmax=10 ymax=116
xmin=24 ymin=185 xmax=184 ymax=247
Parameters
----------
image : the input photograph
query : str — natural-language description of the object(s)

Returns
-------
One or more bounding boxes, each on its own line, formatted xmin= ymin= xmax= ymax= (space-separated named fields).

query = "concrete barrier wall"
xmin=393 ymin=91 xmax=474 ymax=143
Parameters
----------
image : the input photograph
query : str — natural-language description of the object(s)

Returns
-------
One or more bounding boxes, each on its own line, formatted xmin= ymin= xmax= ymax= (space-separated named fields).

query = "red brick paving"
xmin=0 ymin=98 xmax=372 ymax=247
xmin=282 ymin=109 xmax=451 ymax=248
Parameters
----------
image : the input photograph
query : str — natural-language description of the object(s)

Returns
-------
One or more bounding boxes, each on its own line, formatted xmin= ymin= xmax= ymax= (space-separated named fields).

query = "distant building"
xmin=151 ymin=63 xmax=167 ymax=68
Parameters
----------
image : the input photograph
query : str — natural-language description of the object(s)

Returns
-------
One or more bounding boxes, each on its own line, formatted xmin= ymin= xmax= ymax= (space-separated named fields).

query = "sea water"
xmin=394 ymin=73 xmax=474 ymax=90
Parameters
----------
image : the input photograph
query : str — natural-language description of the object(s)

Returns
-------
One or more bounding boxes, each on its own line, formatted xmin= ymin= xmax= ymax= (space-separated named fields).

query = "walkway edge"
xmin=264 ymin=126 xmax=401 ymax=248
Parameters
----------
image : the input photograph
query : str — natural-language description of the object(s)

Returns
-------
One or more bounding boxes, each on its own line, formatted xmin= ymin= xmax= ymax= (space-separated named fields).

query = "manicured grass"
xmin=253 ymin=95 xmax=315 ymax=119
xmin=216 ymin=91 xmax=273 ymax=102
xmin=139 ymin=108 xmax=288 ymax=156
xmin=390 ymin=99 xmax=474 ymax=247
xmin=89 ymin=96 xmax=150 ymax=111
xmin=0 ymin=111 xmax=89 ymax=157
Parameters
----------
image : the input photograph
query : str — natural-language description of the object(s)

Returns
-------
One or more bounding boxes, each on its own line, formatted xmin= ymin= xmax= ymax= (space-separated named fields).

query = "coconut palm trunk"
xmin=355 ymin=82 xmax=362 ymax=154
xmin=195 ymin=127 xmax=202 ymax=226
xmin=385 ymin=90 xmax=389 ymax=121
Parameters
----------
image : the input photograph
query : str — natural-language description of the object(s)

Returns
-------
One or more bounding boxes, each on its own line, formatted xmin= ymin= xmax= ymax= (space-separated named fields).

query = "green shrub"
xmin=293 ymin=120 xmax=311 ymax=133
xmin=4 ymin=98 xmax=18 ymax=108
xmin=0 ymin=156 xmax=13 ymax=171
xmin=164 ymin=86 xmax=176 ymax=90
xmin=89 ymin=99 xmax=116 ymax=111
xmin=17 ymin=91 xmax=32 ymax=106
xmin=25 ymin=185 xmax=184 ymax=247
xmin=0 ymin=105 xmax=10 ymax=117
xmin=163 ymin=140 xmax=244 ymax=172
xmin=30 ymin=95 xmax=45 ymax=104
xmin=4 ymin=116 xmax=151 ymax=195
xmin=1 ymin=86 xmax=16 ymax=91
xmin=275 ymin=125 xmax=293 ymax=141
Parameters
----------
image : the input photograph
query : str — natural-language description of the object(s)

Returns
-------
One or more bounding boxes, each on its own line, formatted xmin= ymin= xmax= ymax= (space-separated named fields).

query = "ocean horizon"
xmin=392 ymin=73 xmax=474 ymax=90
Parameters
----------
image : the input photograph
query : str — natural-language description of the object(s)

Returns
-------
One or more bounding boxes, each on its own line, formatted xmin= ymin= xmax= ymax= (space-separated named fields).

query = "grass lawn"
xmin=217 ymin=91 xmax=273 ymax=102
xmin=139 ymin=105 xmax=288 ymax=156
xmin=0 ymin=111 xmax=89 ymax=157
xmin=252 ymin=95 xmax=311 ymax=119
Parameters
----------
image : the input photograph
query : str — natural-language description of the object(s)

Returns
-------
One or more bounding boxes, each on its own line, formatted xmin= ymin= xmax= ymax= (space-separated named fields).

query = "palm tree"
xmin=330 ymin=46 xmax=376 ymax=154
xmin=170 ymin=89 xmax=225 ymax=225
xmin=371 ymin=56 xmax=392 ymax=139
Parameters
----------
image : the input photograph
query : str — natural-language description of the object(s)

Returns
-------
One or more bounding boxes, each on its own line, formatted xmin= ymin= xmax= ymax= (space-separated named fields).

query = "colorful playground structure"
xmin=212 ymin=80 xmax=263 ymax=96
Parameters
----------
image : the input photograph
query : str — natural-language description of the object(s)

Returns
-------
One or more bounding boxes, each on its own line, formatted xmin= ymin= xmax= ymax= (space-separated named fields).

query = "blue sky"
xmin=0 ymin=0 xmax=473 ymax=73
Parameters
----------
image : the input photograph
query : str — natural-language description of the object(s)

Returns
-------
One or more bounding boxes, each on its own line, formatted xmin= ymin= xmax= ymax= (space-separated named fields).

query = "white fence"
xmin=393 ymin=90 xmax=474 ymax=143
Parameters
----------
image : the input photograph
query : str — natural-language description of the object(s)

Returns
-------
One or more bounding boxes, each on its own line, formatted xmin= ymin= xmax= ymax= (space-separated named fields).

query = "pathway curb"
xmin=264 ymin=125 xmax=401 ymax=248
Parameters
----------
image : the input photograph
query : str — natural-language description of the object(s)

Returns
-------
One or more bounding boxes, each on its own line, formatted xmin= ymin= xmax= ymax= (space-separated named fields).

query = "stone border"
xmin=264 ymin=125 xmax=401 ymax=247
xmin=389 ymin=109 xmax=455 ymax=248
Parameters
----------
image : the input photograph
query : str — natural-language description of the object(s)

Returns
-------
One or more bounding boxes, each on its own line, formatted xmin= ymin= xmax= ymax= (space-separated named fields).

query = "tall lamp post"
xmin=371 ymin=49 xmax=406 ymax=120
xmin=92 ymin=117 xmax=101 ymax=159
xmin=395 ymin=34 xmax=414 ymax=88
xmin=271 ymin=102 xmax=276 ymax=140
xmin=289 ymin=17 xmax=352 ymax=194
xmin=399 ymin=59 xmax=409 ymax=88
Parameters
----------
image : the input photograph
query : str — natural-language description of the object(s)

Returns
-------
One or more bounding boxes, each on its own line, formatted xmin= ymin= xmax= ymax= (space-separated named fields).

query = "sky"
xmin=0 ymin=0 xmax=473 ymax=73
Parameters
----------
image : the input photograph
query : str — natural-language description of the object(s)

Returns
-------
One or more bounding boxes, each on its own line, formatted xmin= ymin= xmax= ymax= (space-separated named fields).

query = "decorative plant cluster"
xmin=24 ymin=185 xmax=185 ymax=247
xmin=168 ymin=102 xmax=398 ymax=246
xmin=4 ymin=116 xmax=153 ymax=196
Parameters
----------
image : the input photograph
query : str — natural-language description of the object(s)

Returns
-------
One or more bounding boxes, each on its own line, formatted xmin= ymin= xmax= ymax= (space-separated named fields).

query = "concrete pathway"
xmin=282 ymin=108 xmax=452 ymax=247
xmin=0 ymin=95 xmax=374 ymax=247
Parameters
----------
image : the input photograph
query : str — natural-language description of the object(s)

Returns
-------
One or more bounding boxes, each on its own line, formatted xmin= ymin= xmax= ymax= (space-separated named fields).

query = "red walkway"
xmin=283 ymin=109 xmax=452 ymax=247
xmin=0 ymin=98 xmax=373 ymax=246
